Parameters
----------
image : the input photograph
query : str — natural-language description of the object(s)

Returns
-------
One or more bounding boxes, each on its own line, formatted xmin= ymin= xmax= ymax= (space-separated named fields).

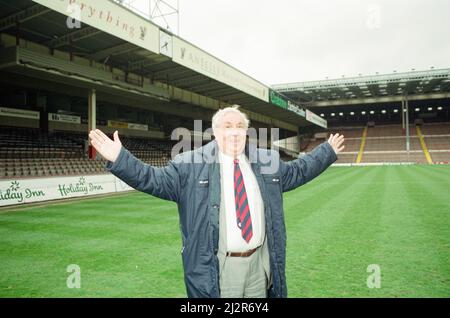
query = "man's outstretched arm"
xmin=280 ymin=133 xmax=345 ymax=192
xmin=89 ymin=129 xmax=181 ymax=202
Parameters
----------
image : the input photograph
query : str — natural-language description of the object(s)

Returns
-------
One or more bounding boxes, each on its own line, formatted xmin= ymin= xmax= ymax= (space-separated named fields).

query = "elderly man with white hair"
xmin=89 ymin=105 xmax=344 ymax=298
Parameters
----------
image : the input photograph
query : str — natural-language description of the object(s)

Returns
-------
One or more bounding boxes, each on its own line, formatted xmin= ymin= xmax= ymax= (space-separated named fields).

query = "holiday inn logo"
xmin=58 ymin=177 xmax=104 ymax=197
xmin=0 ymin=181 xmax=46 ymax=203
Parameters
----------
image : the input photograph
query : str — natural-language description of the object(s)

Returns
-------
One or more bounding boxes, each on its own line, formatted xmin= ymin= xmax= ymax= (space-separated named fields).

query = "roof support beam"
xmin=0 ymin=4 xmax=50 ymax=32
xmin=85 ymin=42 xmax=137 ymax=61
xmin=45 ymin=26 xmax=101 ymax=48
xmin=127 ymin=56 xmax=169 ymax=72
xmin=313 ymin=92 xmax=450 ymax=107
xmin=169 ymin=74 xmax=210 ymax=87
xmin=147 ymin=65 xmax=189 ymax=78
xmin=198 ymin=86 xmax=237 ymax=96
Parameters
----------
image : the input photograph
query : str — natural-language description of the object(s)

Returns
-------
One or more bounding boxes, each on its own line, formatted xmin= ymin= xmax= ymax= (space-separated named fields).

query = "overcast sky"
xmin=136 ymin=0 xmax=450 ymax=86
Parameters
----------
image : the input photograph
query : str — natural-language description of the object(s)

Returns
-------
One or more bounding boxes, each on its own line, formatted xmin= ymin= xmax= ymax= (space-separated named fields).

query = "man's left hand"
xmin=328 ymin=133 xmax=345 ymax=154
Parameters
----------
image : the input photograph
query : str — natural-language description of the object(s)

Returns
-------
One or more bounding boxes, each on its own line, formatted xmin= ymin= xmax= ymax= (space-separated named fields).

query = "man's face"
xmin=214 ymin=112 xmax=247 ymax=158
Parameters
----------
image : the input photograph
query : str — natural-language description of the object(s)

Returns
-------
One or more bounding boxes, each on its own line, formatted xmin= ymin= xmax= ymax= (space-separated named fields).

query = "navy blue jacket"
xmin=106 ymin=140 xmax=337 ymax=297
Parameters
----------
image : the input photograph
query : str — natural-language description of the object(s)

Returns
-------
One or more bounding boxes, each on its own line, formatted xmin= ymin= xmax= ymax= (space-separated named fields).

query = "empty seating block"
xmin=361 ymin=152 xmax=427 ymax=163
xmin=307 ymin=123 xmax=450 ymax=164
xmin=0 ymin=126 xmax=175 ymax=179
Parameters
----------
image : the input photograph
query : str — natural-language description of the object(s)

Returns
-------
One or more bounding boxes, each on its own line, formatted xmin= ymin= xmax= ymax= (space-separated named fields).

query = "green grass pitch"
xmin=0 ymin=165 xmax=449 ymax=297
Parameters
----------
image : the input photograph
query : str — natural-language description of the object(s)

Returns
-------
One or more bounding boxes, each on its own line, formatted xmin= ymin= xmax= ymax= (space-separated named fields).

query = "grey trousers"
xmin=218 ymin=247 xmax=268 ymax=298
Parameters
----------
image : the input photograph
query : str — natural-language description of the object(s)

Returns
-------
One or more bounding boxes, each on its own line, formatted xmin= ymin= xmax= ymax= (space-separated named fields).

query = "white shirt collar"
xmin=218 ymin=150 xmax=246 ymax=165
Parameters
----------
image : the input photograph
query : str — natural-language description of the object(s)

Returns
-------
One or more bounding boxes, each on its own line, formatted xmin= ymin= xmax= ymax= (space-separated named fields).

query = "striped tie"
xmin=233 ymin=158 xmax=253 ymax=243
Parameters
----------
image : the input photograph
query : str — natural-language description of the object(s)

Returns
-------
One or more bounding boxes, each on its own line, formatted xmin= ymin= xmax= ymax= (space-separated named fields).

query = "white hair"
xmin=211 ymin=105 xmax=250 ymax=131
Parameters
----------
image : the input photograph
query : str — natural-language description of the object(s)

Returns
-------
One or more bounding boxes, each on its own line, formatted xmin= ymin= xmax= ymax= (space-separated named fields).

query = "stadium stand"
xmin=0 ymin=126 xmax=174 ymax=179
xmin=1 ymin=121 xmax=449 ymax=179
xmin=301 ymin=122 xmax=450 ymax=164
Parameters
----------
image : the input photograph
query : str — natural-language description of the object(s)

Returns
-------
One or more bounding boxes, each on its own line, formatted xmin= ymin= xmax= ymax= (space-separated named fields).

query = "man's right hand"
xmin=89 ymin=129 xmax=122 ymax=163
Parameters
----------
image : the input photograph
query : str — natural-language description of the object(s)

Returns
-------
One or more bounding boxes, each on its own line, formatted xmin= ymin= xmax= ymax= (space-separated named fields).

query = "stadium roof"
xmin=273 ymin=68 xmax=450 ymax=107
xmin=0 ymin=0 xmax=323 ymax=131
